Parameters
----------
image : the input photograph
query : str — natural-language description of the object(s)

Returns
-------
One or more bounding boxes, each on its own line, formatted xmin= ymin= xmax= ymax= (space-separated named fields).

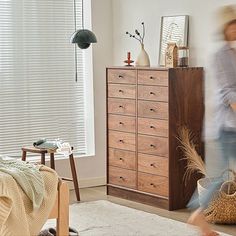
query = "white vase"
xmin=135 ymin=43 xmax=150 ymax=67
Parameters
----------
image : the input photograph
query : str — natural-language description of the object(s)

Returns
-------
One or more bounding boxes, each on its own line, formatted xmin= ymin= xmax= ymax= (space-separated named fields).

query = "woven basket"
xmin=197 ymin=169 xmax=236 ymax=224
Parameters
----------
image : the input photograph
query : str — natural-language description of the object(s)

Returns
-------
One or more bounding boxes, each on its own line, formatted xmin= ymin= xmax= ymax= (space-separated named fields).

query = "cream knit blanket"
xmin=0 ymin=158 xmax=44 ymax=209
xmin=0 ymin=165 xmax=58 ymax=236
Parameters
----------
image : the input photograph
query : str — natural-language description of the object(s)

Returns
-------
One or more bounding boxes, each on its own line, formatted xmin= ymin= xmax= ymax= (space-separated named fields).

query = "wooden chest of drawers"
xmin=106 ymin=67 xmax=204 ymax=210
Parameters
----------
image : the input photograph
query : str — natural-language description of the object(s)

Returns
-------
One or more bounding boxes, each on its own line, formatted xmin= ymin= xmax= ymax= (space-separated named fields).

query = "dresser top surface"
xmin=106 ymin=66 xmax=203 ymax=71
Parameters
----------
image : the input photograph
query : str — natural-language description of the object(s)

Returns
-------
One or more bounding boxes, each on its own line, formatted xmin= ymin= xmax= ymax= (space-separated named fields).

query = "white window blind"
xmin=0 ymin=0 xmax=87 ymax=157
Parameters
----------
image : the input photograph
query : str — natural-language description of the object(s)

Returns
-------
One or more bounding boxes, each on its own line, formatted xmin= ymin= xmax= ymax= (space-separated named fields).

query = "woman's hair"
xmin=224 ymin=19 xmax=236 ymax=41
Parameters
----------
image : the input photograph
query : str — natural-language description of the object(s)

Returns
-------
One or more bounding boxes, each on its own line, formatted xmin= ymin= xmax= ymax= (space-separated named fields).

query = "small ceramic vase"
xmin=135 ymin=43 xmax=150 ymax=67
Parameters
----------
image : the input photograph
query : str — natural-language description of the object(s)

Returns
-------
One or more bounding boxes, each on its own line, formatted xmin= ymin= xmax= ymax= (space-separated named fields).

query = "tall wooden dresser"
xmin=106 ymin=67 xmax=204 ymax=210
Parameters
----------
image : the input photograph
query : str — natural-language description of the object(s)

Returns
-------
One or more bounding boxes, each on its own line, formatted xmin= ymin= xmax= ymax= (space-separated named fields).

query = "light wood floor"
xmin=70 ymin=186 xmax=236 ymax=236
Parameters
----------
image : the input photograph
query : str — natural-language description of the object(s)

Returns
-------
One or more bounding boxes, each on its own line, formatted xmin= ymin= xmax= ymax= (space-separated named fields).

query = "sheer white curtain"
xmin=0 ymin=0 xmax=87 ymax=157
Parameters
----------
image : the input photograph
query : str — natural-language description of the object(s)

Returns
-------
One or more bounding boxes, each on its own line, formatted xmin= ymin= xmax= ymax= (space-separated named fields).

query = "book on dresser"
xmin=106 ymin=67 xmax=204 ymax=210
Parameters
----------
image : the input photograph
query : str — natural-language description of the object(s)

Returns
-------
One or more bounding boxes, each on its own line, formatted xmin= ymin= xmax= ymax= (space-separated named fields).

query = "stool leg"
xmin=41 ymin=153 xmax=45 ymax=165
xmin=69 ymin=153 xmax=80 ymax=201
xmin=22 ymin=150 xmax=27 ymax=161
xmin=50 ymin=153 xmax=55 ymax=170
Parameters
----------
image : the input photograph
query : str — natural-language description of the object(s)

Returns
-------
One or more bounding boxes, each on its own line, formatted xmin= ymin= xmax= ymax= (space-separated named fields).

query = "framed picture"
xmin=159 ymin=15 xmax=189 ymax=66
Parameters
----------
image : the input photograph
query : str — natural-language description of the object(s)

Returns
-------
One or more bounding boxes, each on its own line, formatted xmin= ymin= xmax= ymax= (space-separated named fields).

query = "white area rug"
xmin=44 ymin=200 xmax=232 ymax=236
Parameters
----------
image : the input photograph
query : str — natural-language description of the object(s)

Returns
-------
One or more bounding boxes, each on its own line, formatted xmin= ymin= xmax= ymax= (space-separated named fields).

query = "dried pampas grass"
xmin=178 ymin=127 xmax=207 ymax=185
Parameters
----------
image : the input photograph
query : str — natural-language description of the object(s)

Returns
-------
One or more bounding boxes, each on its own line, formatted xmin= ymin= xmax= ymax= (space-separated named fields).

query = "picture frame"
xmin=158 ymin=15 xmax=189 ymax=66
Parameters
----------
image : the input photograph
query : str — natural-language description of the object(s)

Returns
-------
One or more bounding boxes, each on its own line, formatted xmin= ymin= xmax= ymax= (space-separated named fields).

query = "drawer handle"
xmin=151 ymin=182 xmax=163 ymax=187
xmin=150 ymin=163 xmax=156 ymax=167
xmin=150 ymin=144 xmax=156 ymax=148
xmin=150 ymin=108 xmax=155 ymax=112
xmin=149 ymin=76 xmax=154 ymax=80
xmin=119 ymin=122 xmax=124 ymax=125
xmin=150 ymin=125 xmax=155 ymax=129
xmin=119 ymin=139 xmax=124 ymax=143
xmin=119 ymin=89 xmax=123 ymax=93
xmin=119 ymin=157 xmax=123 ymax=161
xmin=149 ymin=92 xmax=155 ymax=95
xmin=119 ymin=105 xmax=124 ymax=108
xmin=119 ymin=176 xmax=124 ymax=180
xmin=118 ymin=75 xmax=123 ymax=78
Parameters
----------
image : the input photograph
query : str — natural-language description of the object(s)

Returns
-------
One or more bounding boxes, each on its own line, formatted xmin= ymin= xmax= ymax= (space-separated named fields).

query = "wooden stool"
xmin=21 ymin=146 xmax=80 ymax=201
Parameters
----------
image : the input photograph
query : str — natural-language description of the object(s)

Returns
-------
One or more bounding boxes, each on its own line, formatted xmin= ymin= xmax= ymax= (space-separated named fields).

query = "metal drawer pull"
xmin=119 ymin=105 xmax=124 ymax=108
xmin=118 ymin=75 xmax=123 ymax=78
xmin=150 ymin=144 xmax=156 ymax=148
xmin=150 ymin=163 xmax=156 ymax=167
xmin=119 ymin=157 xmax=123 ymax=161
xmin=149 ymin=76 xmax=154 ymax=80
xmin=149 ymin=92 xmax=155 ymax=95
xmin=119 ymin=176 xmax=124 ymax=180
xmin=119 ymin=122 xmax=124 ymax=125
xmin=150 ymin=125 xmax=155 ymax=129
xmin=119 ymin=89 xmax=123 ymax=93
xmin=150 ymin=182 xmax=162 ymax=188
xmin=150 ymin=108 xmax=155 ymax=112
xmin=119 ymin=139 xmax=124 ymax=143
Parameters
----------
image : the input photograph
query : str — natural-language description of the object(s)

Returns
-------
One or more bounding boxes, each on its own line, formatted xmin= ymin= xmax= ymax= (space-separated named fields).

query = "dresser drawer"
xmin=138 ymin=85 xmax=168 ymax=102
xmin=109 ymin=131 xmax=135 ymax=151
xmin=108 ymin=114 xmax=135 ymax=133
xmin=109 ymin=166 xmax=136 ymax=189
xmin=109 ymin=148 xmax=135 ymax=170
xmin=138 ymin=153 xmax=168 ymax=176
xmin=108 ymin=98 xmax=135 ymax=116
xmin=108 ymin=84 xmax=136 ymax=99
xmin=108 ymin=69 xmax=136 ymax=84
xmin=138 ymin=134 xmax=168 ymax=157
xmin=138 ymin=172 xmax=168 ymax=197
xmin=138 ymin=70 xmax=168 ymax=86
xmin=138 ymin=101 xmax=168 ymax=120
xmin=138 ymin=118 xmax=168 ymax=137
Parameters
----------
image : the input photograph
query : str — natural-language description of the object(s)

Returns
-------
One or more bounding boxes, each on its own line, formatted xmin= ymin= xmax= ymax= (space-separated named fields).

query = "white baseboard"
xmin=67 ymin=176 xmax=106 ymax=190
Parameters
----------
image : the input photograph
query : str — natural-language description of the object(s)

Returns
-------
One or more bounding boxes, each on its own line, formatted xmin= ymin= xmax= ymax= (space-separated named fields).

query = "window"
xmin=0 ymin=0 xmax=94 ymax=157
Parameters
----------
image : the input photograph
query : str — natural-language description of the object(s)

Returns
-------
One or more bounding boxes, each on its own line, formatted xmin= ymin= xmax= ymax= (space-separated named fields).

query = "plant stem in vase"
xmin=126 ymin=22 xmax=150 ymax=67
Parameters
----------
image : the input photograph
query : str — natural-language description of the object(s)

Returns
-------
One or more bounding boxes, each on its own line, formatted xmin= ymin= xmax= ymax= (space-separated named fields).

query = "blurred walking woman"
xmin=188 ymin=5 xmax=236 ymax=236
xmin=214 ymin=6 xmax=236 ymax=169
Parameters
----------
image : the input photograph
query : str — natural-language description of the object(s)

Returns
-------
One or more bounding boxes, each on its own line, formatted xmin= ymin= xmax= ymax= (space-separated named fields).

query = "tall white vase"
xmin=135 ymin=43 xmax=150 ymax=67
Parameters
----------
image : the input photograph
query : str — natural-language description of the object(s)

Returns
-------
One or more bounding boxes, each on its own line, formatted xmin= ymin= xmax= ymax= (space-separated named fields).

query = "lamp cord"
xmin=73 ymin=0 xmax=78 ymax=82
xmin=82 ymin=0 xmax=84 ymax=29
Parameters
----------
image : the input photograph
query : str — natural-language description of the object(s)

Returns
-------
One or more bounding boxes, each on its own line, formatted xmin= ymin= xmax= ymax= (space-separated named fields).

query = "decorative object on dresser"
xmin=178 ymin=46 xmax=190 ymax=67
xmin=126 ymin=22 xmax=150 ymax=67
xmin=106 ymin=67 xmax=204 ymax=210
xmin=165 ymin=43 xmax=178 ymax=68
xmin=124 ymin=52 xmax=134 ymax=67
xmin=159 ymin=15 xmax=189 ymax=66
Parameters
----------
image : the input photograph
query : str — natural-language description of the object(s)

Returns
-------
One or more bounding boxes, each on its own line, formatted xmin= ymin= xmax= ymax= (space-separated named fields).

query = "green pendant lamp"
xmin=70 ymin=0 xmax=97 ymax=49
